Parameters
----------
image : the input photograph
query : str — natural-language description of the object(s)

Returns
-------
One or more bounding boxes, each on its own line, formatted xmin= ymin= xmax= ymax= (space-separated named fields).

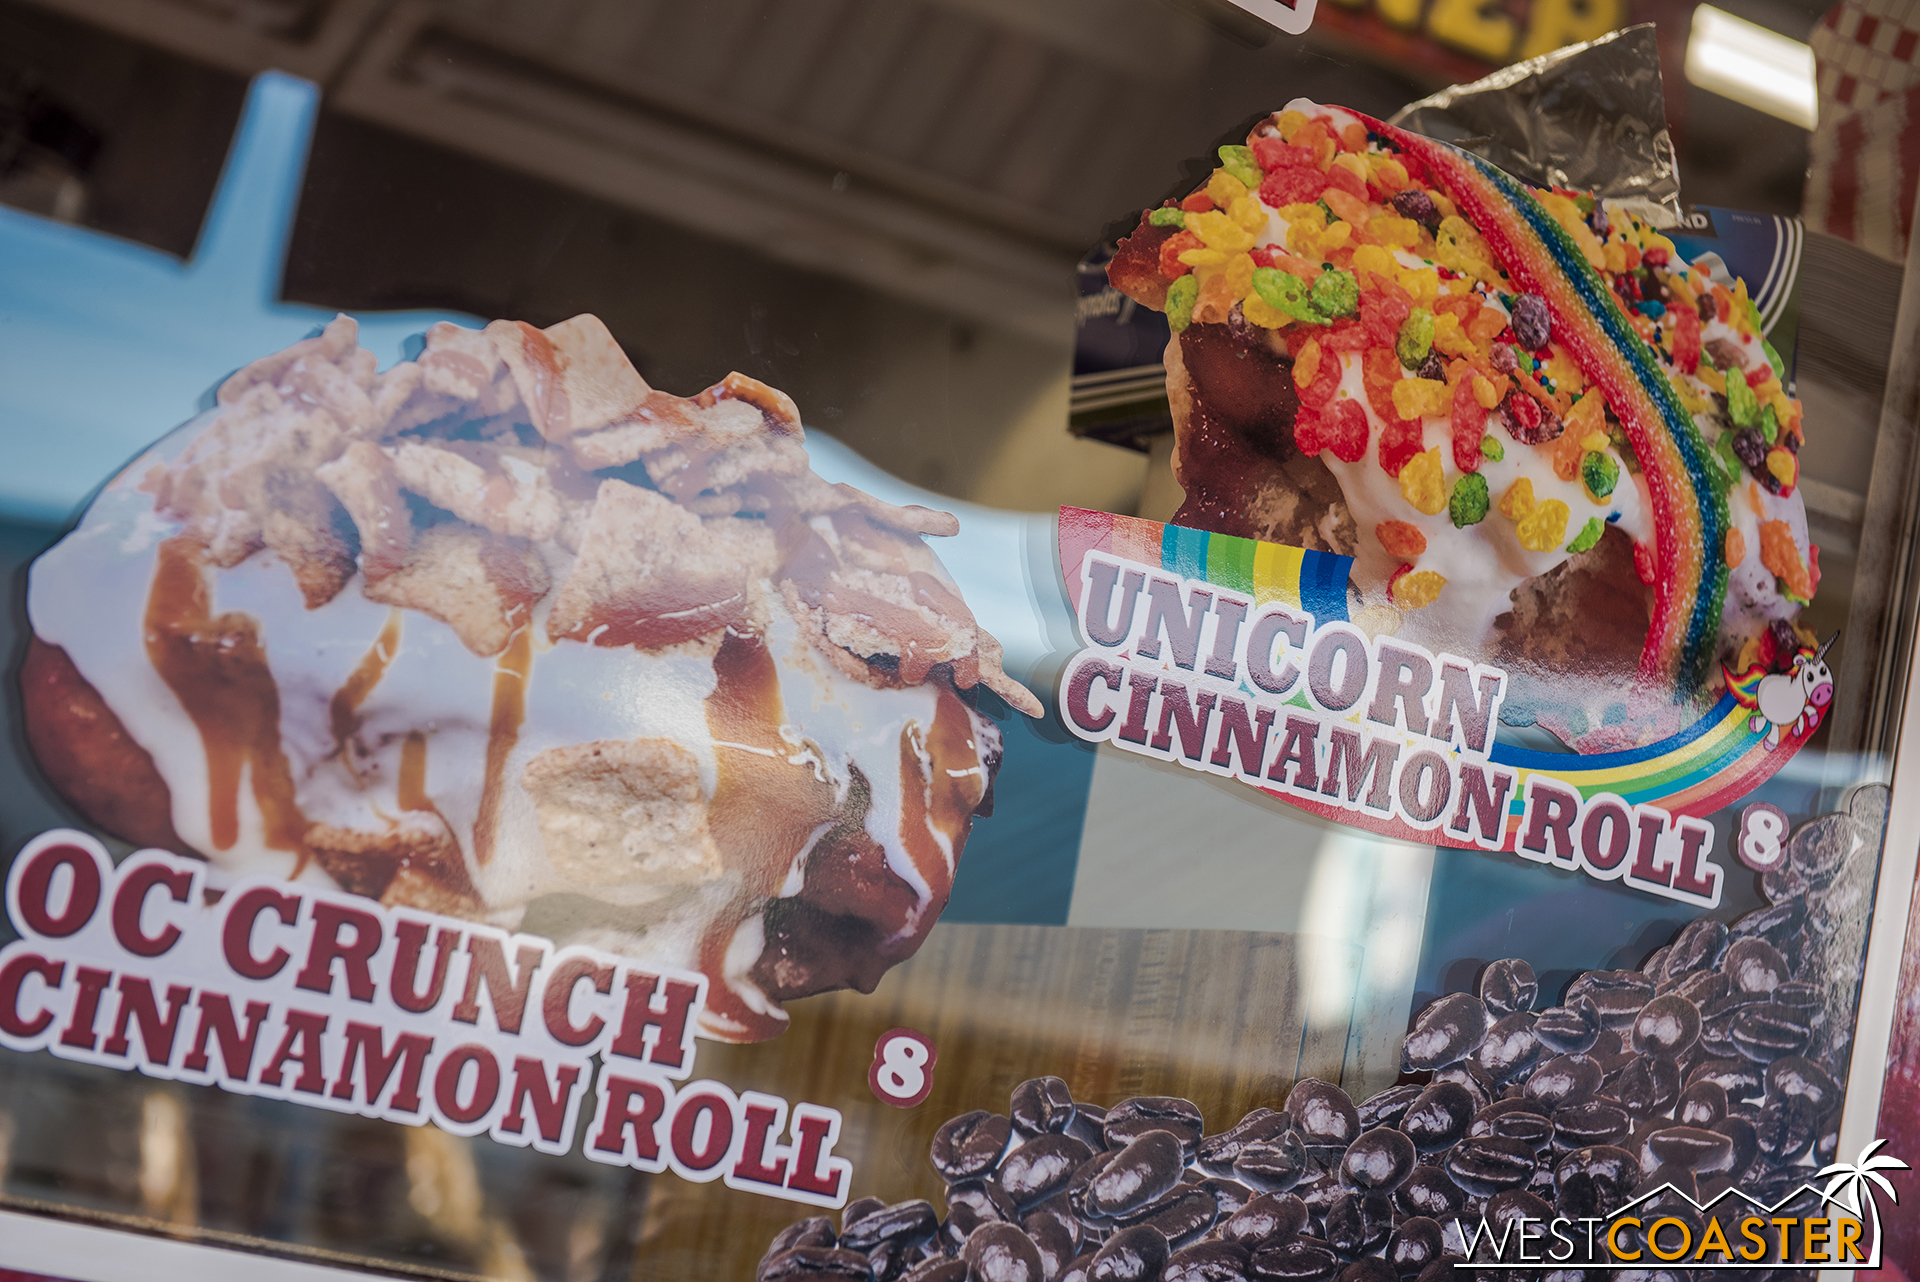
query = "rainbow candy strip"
xmin=1056 ymin=509 xmax=1808 ymax=854
xmin=1057 ymin=507 xmax=1350 ymax=627
xmin=1359 ymin=113 xmax=1731 ymax=701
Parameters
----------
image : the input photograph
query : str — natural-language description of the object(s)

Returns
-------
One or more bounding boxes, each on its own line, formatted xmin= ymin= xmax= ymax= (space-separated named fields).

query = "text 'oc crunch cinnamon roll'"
xmin=22 ymin=312 xmax=1041 ymax=1042
xmin=1108 ymin=101 xmax=1822 ymax=751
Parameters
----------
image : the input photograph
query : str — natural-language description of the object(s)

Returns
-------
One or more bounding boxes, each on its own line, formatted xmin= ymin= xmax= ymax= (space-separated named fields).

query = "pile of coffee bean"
xmin=755 ymin=791 xmax=1880 ymax=1282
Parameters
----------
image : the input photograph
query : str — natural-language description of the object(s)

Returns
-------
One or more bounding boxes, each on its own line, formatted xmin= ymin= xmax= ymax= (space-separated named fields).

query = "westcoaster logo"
xmin=1453 ymin=1141 xmax=1909 ymax=1269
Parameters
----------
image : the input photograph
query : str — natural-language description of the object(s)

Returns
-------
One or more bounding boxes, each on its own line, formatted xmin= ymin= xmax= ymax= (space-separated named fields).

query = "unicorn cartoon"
xmin=1727 ymin=634 xmax=1837 ymax=750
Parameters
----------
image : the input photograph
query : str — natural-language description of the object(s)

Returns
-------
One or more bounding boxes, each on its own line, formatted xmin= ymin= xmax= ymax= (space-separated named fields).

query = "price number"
xmin=1736 ymin=802 xmax=1789 ymax=872
xmin=869 ymin=1028 xmax=937 ymax=1109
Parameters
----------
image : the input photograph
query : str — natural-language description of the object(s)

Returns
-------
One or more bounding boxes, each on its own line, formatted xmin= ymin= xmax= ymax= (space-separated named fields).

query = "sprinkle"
xmin=1725 ymin=527 xmax=1746 ymax=566
xmin=1149 ymin=208 xmax=1186 ymax=228
xmin=1377 ymin=520 xmax=1428 ymax=557
xmin=1479 ymin=434 xmax=1504 ymax=461
xmin=1449 ymin=472 xmax=1491 ymax=527
xmin=1567 ymin=517 xmax=1604 ymax=554
xmin=1400 ymin=447 xmax=1447 ymax=515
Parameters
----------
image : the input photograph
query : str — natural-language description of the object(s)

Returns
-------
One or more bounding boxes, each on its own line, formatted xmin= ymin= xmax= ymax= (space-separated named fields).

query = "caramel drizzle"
xmin=471 ymin=624 xmax=534 ymax=866
xmin=145 ymin=535 xmax=315 ymax=871
xmin=328 ymin=609 xmax=403 ymax=779
xmin=397 ymin=731 xmax=433 ymax=812
xmin=696 ymin=629 xmax=841 ymax=1040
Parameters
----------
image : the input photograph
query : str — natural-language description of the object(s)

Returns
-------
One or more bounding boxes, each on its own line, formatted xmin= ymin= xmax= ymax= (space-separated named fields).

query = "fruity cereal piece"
xmin=1450 ymin=378 xmax=1487 ymax=472
xmin=1377 ymin=520 xmax=1428 ymax=557
xmin=1449 ymin=471 xmax=1490 ymax=527
xmin=1516 ymin=497 xmax=1572 ymax=552
xmin=1318 ymin=399 xmax=1371 ymax=463
xmin=1159 ymin=231 xmax=1203 ymax=280
xmin=1400 ymin=448 xmax=1446 ymax=515
xmin=1759 ymin=519 xmax=1816 ymax=600
xmin=1501 ymin=477 xmax=1536 ymax=520
xmin=1391 ymin=567 xmax=1447 ymax=608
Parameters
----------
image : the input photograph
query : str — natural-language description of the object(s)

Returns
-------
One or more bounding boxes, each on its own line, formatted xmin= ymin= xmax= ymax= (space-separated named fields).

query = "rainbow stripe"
xmin=1057 ymin=509 xmax=1806 ymax=853
xmin=1360 ymin=114 xmax=1731 ymax=701
xmin=1058 ymin=506 xmax=1350 ymax=626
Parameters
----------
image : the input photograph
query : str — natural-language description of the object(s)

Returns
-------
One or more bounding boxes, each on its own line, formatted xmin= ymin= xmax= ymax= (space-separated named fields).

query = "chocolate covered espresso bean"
xmin=1474 ymin=1012 xmax=1542 ymax=1081
xmin=1165 ymin=1240 xmax=1252 ymax=1282
xmin=1322 ymin=1192 xmax=1393 ymax=1257
xmin=763 ymin=1247 xmax=880 ymax=1280
xmin=1198 ymin=1110 xmax=1290 ymax=1177
xmin=1285 ymin=1081 xmax=1360 ymax=1154
xmin=1233 ymin=1130 xmax=1310 ymax=1194
xmin=1012 ymin=1077 xmax=1078 ymax=1138
xmin=1090 ymin=1225 xmax=1171 ymax=1282
xmin=1249 ymin=1237 xmax=1342 ymax=1282
xmin=1479 ymin=959 xmax=1539 ymax=1017
xmin=764 ymin=1217 xmax=841 ymax=1270
xmin=1533 ymin=999 xmax=1602 ymax=1056
xmin=963 ymin=1223 xmax=1045 ymax=1282
xmin=843 ymin=1201 xmax=940 ymax=1254
xmin=1220 ymin=1194 xmax=1308 ymax=1249
xmin=1401 ymin=993 xmax=1489 ymax=1071
xmin=1385 ymin=1216 xmax=1445 ymax=1279
xmin=1523 ymin=1055 xmax=1602 ymax=1110
xmin=1566 ymin=971 xmax=1654 ymax=1030
xmin=1356 ymin=1086 xmax=1422 ymax=1134
xmin=1107 ymin=1098 xmax=1206 ymax=1156
xmin=1339 ymin=1129 xmax=1415 ymax=1192
xmin=1630 ymin=995 xmax=1700 ymax=1057
xmin=1001 ymin=1135 xmax=1096 ymax=1209
xmin=1391 ymin=1167 xmax=1464 ymax=1220
xmin=1444 ymin=1136 xmax=1536 ymax=1196
xmin=1082 ymin=1132 xmax=1187 ymax=1219
xmin=934 ymin=1113 xmax=1014 ymax=1182
xmin=1399 ymin=1083 xmax=1475 ymax=1152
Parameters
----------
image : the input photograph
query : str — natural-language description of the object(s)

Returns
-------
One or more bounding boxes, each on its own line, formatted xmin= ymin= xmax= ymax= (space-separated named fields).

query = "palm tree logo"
xmin=1817 ymin=1138 xmax=1911 ymax=1262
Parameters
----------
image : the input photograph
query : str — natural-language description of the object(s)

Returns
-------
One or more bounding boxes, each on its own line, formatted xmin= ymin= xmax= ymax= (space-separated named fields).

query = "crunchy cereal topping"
xmin=142 ymin=312 xmax=1040 ymax=715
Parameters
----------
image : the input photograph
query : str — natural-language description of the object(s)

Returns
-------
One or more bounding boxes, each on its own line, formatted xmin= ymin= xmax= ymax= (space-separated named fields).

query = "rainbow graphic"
xmin=1056 ymin=508 xmax=1809 ymax=855
xmin=1358 ymin=112 xmax=1731 ymax=702
xmin=1058 ymin=507 xmax=1351 ymax=627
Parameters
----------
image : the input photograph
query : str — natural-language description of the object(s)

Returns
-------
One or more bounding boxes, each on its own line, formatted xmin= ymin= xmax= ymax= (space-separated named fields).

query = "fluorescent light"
xmin=1686 ymin=4 xmax=1819 ymax=128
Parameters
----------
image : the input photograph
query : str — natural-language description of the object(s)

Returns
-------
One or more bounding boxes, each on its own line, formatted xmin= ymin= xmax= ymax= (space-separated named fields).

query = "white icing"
xmin=28 ymin=412 xmax=988 ymax=982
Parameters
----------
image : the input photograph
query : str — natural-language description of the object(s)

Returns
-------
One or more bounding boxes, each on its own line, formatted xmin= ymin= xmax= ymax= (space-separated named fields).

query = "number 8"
xmin=869 ymin=1028 xmax=937 ymax=1108
xmin=1736 ymin=802 xmax=1788 ymax=872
